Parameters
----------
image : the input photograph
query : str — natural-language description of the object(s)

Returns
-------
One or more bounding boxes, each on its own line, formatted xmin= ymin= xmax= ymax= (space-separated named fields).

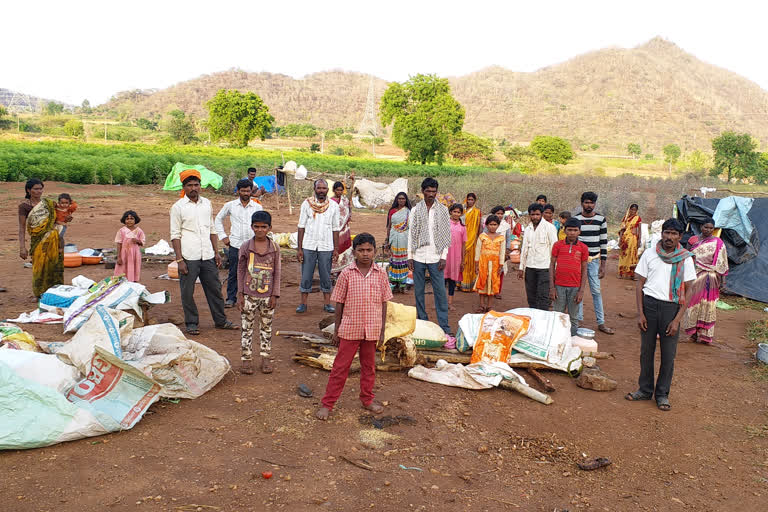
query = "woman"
xmin=19 ymin=179 xmax=64 ymax=298
xmin=618 ymin=203 xmax=641 ymax=279
xmin=459 ymin=193 xmax=482 ymax=292
xmin=385 ymin=192 xmax=411 ymax=292
xmin=684 ymin=218 xmax=729 ymax=345
xmin=330 ymin=176 xmax=354 ymax=254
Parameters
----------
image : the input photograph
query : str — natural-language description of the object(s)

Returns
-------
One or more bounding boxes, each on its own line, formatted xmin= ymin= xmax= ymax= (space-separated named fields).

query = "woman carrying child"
xmin=474 ymin=215 xmax=506 ymax=313
xmin=114 ymin=210 xmax=145 ymax=282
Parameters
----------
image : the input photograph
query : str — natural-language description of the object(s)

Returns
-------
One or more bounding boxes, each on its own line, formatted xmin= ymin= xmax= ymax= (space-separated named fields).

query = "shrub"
xmin=64 ymin=120 xmax=84 ymax=137
xmin=530 ymin=135 xmax=574 ymax=164
xmin=503 ymin=144 xmax=535 ymax=161
xmin=309 ymin=143 xmax=320 ymax=153
xmin=590 ymin=143 xmax=599 ymax=150
xmin=644 ymin=154 xmax=654 ymax=160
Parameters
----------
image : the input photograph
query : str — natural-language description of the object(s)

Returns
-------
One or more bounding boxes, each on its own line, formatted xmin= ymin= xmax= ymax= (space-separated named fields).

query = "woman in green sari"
xmin=18 ymin=179 xmax=64 ymax=298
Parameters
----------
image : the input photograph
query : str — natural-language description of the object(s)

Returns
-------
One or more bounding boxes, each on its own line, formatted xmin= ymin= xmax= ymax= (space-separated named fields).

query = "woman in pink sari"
xmin=683 ymin=218 xmax=729 ymax=344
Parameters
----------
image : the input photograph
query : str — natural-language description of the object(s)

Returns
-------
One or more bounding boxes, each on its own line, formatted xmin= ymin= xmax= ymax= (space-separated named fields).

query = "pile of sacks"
xmin=0 ymin=306 xmax=230 ymax=450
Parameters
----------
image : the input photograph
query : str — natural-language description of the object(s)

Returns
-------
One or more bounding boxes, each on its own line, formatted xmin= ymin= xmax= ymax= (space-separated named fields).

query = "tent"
xmin=676 ymin=195 xmax=768 ymax=303
xmin=163 ymin=163 xmax=223 ymax=193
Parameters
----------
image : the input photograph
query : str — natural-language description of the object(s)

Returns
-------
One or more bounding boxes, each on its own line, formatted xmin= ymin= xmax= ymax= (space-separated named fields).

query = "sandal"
xmin=240 ymin=360 xmax=254 ymax=375
xmin=656 ymin=396 xmax=671 ymax=411
xmin=625 ymin=391 xmax=652 ymax=401
xmin=215 ymin=320 xmax=239 ymax=330
xmin=186 ymin=327 xmax=201 ymax=336
xmin=598 ymin=324 xmax=615 ymax=335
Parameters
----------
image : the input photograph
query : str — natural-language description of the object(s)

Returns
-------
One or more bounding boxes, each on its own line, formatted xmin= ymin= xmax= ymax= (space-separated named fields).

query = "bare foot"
xmin=315 ymin=407 xmax=331 ymax=420
xmin=362 ymin=401 xmax=384 ymax=414
xmin=449 ymin=304 xmax=456 ymax=311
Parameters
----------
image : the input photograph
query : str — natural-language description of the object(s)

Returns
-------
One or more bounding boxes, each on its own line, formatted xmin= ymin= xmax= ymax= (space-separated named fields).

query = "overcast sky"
xmin=4 ymin=0 xmax=767 ymax=106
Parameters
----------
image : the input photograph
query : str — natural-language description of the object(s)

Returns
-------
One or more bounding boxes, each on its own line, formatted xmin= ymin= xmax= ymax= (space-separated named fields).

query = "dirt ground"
xmin=1 ymin=182 xmax=767 ymax=512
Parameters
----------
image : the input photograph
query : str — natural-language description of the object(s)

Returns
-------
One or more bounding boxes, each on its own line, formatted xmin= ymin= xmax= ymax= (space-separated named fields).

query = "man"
xmin=518 ymin=203 xmax=558 ymax=310
xmin=215 ymin=178 xmax=263 ymax=307
xmin=235 ymin=167 xmax=266 ymax=198
xmin=408 ymin=178 xmax=453 ymax=337
xmin=625 ymin=219 xmax=695 ymax=411
xmin=170 ymin=170 xmax=237 ymax=335
xmin=536 ymin=194 xmax=547 ymax=206
xmin=297 ymin=179 xmax=340 ymax=314
xmin=575 ymin=191 xmax=615 ymax=334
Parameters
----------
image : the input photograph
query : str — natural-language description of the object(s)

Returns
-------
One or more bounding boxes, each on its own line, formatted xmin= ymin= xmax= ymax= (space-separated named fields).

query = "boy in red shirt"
xmin=316 ymin=232 xmax=392 ymax=420
xmin=549 ymin=218 xmax=589 ymax=335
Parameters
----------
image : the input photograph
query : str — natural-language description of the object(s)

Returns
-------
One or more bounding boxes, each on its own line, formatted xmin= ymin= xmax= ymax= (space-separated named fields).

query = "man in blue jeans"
xmin=407 ymin=178 xmax=453 ymax=338
xmin=574 ymin=191 xmax=615 ymax=334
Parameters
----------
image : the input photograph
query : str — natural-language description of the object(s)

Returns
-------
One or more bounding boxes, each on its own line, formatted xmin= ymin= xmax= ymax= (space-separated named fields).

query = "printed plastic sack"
xmin=455 ymin=328 xmax=472 ymax=353
xmin=57 ymin=306 xmax=134 ymax=374
xmin=470 ymin=311 xmax=530 ymax=364
xmin=410 ymin=319 xmax=448 ymax=349
xmin=0 ymin=323 xmax=40 ymax=352
xmin=39 ymin=284 xmax=88 ymax=312
xmin=121 ymin=323 xmax=230 ymax=399
xmin=507 ymin=308 xmax=571 ymax=362
xmin=0 ymin=350 xmax=81 ymax=393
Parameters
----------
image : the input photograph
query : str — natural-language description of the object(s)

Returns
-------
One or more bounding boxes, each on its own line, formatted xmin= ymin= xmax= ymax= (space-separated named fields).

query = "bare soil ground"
xmin=1 ymin=183 xmax=767 ymax=512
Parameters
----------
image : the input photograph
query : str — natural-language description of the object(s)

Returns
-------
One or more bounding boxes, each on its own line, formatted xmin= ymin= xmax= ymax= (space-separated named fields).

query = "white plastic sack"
xmin=145 ymin=239 xmax=173 ymax=256
xmin=408 ymin=359 xmax=525 ymax=390
xmin=295 ymin=164 xmax=308 ymax=180
xmin=0 ymin=350 xmax=81 ymax=393
xmin=39 ymin=284 xmax=88 ymax=312
xmin=5 ymin=310 xmax=64 ymax=324
xmin=72 ymin=275 xmax=96 ymax=289
xmin=283 ymin=160 xmax=298 ymax=172
xmin=353 ymin=178 xmax=408 ymax=209
xmin=57 ymin=306 xmax=134 ymax=374
xmin=507 ymin=308 xmax=571 ymax=362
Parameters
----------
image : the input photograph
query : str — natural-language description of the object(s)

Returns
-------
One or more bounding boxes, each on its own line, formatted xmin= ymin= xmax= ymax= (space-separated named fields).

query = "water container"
xmin=572 ymin=336 xmax=598 ymax=354
xmin=757 ymin=343 xmax=768 ymax=364
xmin=168 ymin=261 xmax=179 ymax=279
xmin=576 ymin=327 xmax=596 ymax=340
xmin=63 ymin=253 xmax=82 ymax=268
xmin=63 ymin=243 xmax=78 ymax=254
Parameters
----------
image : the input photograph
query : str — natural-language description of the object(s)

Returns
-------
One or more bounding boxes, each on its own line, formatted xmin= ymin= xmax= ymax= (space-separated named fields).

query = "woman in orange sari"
xmin=618 ymin=203 xmax=641 ymax=279
xmin=459 ymin=193 xmax=482 ymax=292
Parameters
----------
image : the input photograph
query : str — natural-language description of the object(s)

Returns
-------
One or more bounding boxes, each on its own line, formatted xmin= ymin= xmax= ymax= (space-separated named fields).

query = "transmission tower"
xmin=6 ymin=90 xmax=37 ymax=113
xmin=357 ymin=75 xmax=378 ymax=136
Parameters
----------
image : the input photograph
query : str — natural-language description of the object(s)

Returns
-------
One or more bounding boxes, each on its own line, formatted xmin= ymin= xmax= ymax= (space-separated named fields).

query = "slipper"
xmin=297 ymin=383 xmax=313 ymax=398
xmin=598 ymin=324 xmax=615 ymax=335
xmin=186 ymin=327 xmax=201 ymax=336
xmin=656 ymin=396 xmax=671 ymax=411
xmin=624 ymin=391 xmax=652 ymax=401
xmin=215 ymin=321 xmax=238 ymax=330
xmin=577 ymin=457 xmax=612 ymax=471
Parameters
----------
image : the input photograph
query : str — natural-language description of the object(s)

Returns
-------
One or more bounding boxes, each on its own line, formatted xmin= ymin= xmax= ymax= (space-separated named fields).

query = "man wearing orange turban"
xmin=179 ymin=169 xmax=202 ymax=197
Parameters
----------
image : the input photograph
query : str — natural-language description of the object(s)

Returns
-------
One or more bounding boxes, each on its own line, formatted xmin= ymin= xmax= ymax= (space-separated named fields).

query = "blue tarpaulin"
xmin=233 ymin=175 xmax=282 ymax=194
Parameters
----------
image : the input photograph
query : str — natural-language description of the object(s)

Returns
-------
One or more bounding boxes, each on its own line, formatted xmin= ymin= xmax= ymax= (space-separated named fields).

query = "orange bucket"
xmin=64 ymin=253 xmax=82 ymax=268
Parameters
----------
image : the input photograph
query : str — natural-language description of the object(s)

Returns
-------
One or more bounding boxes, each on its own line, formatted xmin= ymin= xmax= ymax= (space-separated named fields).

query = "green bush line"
xmin=0 ymin=140 xmax=502 ymax=184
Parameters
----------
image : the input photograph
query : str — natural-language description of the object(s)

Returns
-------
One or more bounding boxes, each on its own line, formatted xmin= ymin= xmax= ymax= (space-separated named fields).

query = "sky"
xmin=4 ymin=0 xmax=768 ymax=106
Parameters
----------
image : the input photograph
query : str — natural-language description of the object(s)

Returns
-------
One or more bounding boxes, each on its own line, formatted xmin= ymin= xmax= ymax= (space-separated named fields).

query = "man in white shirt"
xmin=407 ymin=178 xmax=453 ymax=336
xmin=170 ymin=171 xmax=237 ymax=335
xmin=296 ymin=179 xmax=340 ymax=314
xmin=216 ymin=178 xmax=263 ymax=307
xmin=518 ymin=203 xmax=558 ymax=310
xmin=626 ymin=219 xmax=695 ymax=412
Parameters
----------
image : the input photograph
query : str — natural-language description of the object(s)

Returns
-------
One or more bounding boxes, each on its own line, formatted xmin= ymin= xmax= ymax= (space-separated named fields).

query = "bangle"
xmin=175 ymin=258 xmax=184 ymax=263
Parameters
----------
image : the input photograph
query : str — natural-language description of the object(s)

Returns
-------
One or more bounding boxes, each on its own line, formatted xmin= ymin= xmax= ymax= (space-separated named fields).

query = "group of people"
xmin=14 ymin=170 xmax=732 ymax=417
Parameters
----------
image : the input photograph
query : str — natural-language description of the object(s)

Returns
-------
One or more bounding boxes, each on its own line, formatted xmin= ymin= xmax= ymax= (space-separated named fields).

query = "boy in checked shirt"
xmin=316 ymin=232 xmax=392 ymax=420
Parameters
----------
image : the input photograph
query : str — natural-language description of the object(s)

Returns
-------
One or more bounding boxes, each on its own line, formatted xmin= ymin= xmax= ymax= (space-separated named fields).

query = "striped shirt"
xmin=575 ymin=212 xmax=607 ymax=260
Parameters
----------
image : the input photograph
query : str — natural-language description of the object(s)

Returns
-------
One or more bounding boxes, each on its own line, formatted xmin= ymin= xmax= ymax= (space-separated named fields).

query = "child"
xmin=543 ymin=204 xmax=555 ymax=224
xmin=536 ymin=194 xmax=547 ymax=206
xmin=316 ymin=232 xmax=392 ymax=420
xmin=484 ymin=205 xmax=521 ymax=299
xmin=557 ymin=211 xmax=571 ymax=241
xmin=445 ymin=204 xmax=467 ymax=311
xmin=114 ymin=210 xmax=145 ymax=282
xmin=55 ymin=193 xmax=78 ymax=237
xmin=237 ymin=211 xmax=281 ymax=375
xmin=549 ymin=218 xmax=589 ymax=335
xmin=474 ymin=215 xmax=506 ymax=313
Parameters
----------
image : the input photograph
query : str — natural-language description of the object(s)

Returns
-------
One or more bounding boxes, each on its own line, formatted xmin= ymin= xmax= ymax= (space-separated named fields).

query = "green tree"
xmin=64 ymin=119 xmax=84 ymax=137
xmin=380 ymin=74 xmax=465 ymax=165
xmin=167 ymin=110 xmax=196 ymax=144
xmin=448 ymin=132 xmax=494 ymax=161
xmin=81 ymin=99 xmax=92 ymax=114
xmin=530 ymin=135 xmax=574 ymax=164
xmin=0 ymin=105 xmax=7 ymax=118
xmin=755 ymin=153 xmax=768 ymax=184
xmin=627 ymin=143 xmax=642 ymax=159
xmin=136 ymin=118 xmax=157 ymax=131
xmin=309 ymin=143 xmax=320 ymax=153
xmin=710 ymin=131 xmax=758 ymax=182
xmin=206 ymin=89 xmax=274 ymax=148
xmin=590 ymin=143 xmax=599 ymax=150
xmin=662 ymin=143 xmax=681 ymax=177
xmin=45 ymin=101 xmax=64 ymax=115
xmin=686 ymin=149 xmax=711 ymax=173
xmin=503 ymin=144 xmax=535 ymax=161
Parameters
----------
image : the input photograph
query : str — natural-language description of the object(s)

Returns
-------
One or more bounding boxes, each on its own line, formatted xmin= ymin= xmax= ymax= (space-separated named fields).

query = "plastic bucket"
xmin=63 ymin=243 xmax=78 ymax=254
xmin=757 ymin=343 xmax=768 ymax=364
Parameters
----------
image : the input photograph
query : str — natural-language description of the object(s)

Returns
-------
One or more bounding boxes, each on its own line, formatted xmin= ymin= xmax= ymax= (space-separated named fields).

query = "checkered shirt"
xmin=331 ymin=262 xmax=393 ymax=341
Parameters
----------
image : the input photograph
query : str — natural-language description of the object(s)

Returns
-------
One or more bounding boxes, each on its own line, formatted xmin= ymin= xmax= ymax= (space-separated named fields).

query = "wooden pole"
xmin=274 ymin=164 xmax=280 ymax=211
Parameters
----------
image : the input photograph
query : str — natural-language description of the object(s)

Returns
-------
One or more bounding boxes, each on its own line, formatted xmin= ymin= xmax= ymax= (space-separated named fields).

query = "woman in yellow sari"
xmin=18 ymin=179 xmax=64 ymax=297
xmin=459 ymin=193 xmax=482 ymax=292
xmin=618 ymin=203 xmax=641 ymax=279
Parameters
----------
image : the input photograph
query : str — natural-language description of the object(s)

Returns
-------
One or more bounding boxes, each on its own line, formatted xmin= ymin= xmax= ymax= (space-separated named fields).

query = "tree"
xmin=627 ymin=143 xmax=642 ymax=159
xmin=448 ymin=132 xmax=494 ymax=161
xmin=0 ymin=105 xmax=7 ymax=119
xmin=530 ymin=135 xmax=574 ymax=164
xmin=662 ymin=144 xmax=681 ymax=177
xmin=380 ymin=74 xmax=465 ymax=165
xmin=710 ymin=131 xmax=758 ymax=182
xmin=503 ymin=144 xmax=535 ymax=161
xmin=206 ymin=89 xmax=274 ymax=148
xmin=136 ymin=118 xmax=158 ymax=131
xmin=64 ymin=119 xmax=84 ymax=137
xmin=686 ymin=149 xmax=711 ymax=173
xmin=81 ymin=99 xmax=92 ymax=114
xmin=45 ymin=101 xmax=64 ymax=115
xmin=309 ymin=143 xmax=320 ymax=153
xmin=167 ymin=109 xmax=196 ymax=144
xmin=590 ymin=143 xmax=599 ymax=150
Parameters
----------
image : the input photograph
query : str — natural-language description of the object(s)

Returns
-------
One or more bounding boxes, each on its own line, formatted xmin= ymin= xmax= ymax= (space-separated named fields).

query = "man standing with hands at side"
xmin=170 ymin=169 xmax=237 ymax=336
xmin=408 ymin=178 xmax=453 ymax=338
xmin=625 ymin=219 xmax=695 ymax=411
xmin=296 ymin=179 xmax=340 ymax=314
xmin=216 ymin=178 xmax=263 ymax=308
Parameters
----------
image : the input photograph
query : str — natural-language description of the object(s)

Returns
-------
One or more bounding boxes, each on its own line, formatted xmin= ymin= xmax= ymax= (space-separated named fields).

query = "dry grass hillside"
xmin=103 ymin=38 xmax=768 ymax=151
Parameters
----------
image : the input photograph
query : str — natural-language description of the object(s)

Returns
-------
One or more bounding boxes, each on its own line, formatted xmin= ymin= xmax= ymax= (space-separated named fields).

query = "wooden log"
xmin=525 ymin=368 xmax=555 ymax=392
xmin=498 ymin=379 xmax=553 ymax=405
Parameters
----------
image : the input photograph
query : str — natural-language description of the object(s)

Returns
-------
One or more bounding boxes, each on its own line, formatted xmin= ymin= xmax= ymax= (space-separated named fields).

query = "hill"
xmin=102 ymin=38 xmax=768 ymax=151
xmin=0 ymin=88 xmax=69 ymax=112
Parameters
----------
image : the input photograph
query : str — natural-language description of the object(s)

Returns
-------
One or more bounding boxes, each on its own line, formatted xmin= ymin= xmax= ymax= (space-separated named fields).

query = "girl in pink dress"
xmin=445 ymin=204 xmax=467 ymax=311
xmin=114 ymin=210 xmax=145 ymax=282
